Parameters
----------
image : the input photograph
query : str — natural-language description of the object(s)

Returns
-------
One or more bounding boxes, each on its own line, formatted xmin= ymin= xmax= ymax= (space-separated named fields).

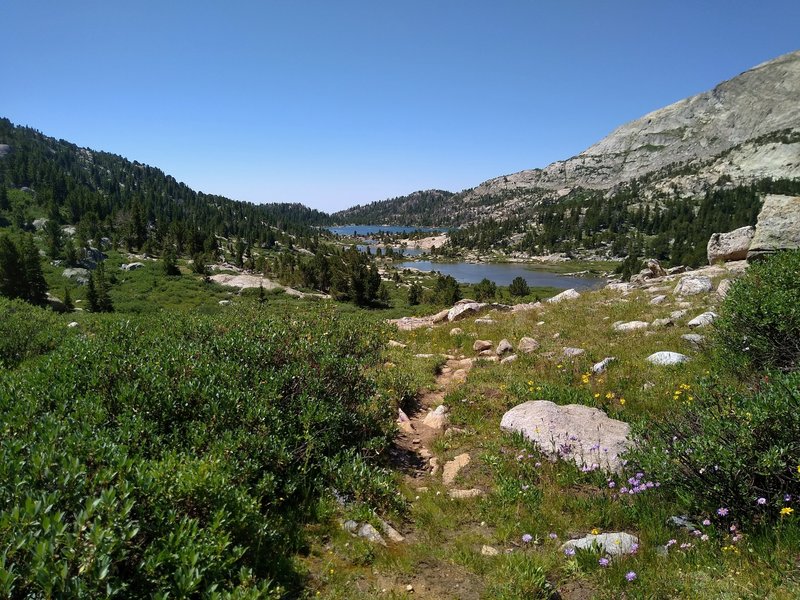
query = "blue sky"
xmin=3 ymin=1 xmax=799 ymax=212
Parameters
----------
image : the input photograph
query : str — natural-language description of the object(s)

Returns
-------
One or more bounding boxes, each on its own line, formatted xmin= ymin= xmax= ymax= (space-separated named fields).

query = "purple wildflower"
xmin=564 ymin=547 xmax=576 ymax=557
xmin=625 ymin=571 xmax=637 ymax=582
xmin=702 ymin=519 xmax=711 ymax=526
xmin=757 ymin=497 xmax=767 ymax=505
xmin=785 ymin=494 xmax=792 ymax=502
xmin=717 ymin=507 xmax=729 ymax=517
xmin=549 ymin=532 xmax=558 ymax=540
xmin=598 ymin=558 xmax=610 ymax=567
xmin=522 ymin=533 xmax=533 ymax=543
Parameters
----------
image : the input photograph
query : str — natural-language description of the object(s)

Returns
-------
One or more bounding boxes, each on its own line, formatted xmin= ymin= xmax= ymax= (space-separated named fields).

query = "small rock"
xmin=670 ymin=309 xmax=688 ymax=320
xmin=561 ymin=532 xmax=639 ymax=557
xmin=342 ymin=520 xmax=359 ymax=534
xmin=500 ymin=354 xmax=518 ymax=364
xmin=478 ymin=349 xmax=495 ymax=357
xmin=448 ymin=488 xmax=485 ymax=499
xmin=474 ymin=318 xmax=496 ymax=325
xmin=430 ymin=458 xmax=440 ymax=476
xmin=592 ymin=357 xmax=616 ymax=374
xmin=477 ymin=355 xmax=499 ymax=362
xmin=449 ymin=327 xmax=463 ymax=336
xmin=681 ymin=333 xmax=705 ymax=347
xmin=562 ymin=347 xmax=585 ymax=358
xmin=496 ymin=339 xmax=513 ymax=355
xmin=674 ymin=275 xmax=713 ymax=296
xmin=613 ymin=321 xmax=649 ymax=332
xmin=473 ymin=340 xmax=493 ymax=352
xmin=406 ymin=584 xmax=414 ymax=592
xmin=666 ymin=265 xmax=687 ymax=275
xmin=423 ymin=405 xmax=450 ymax=429
xmin=518 ymin=337 xmax=540 ymax=353
xmin=547 ymin=288 xmax=580 ymax=303
xmin=650 ymin=294 xmax=668 ymax=305
xmin=67 ymin=321 xmax=79 ymax=328
xmin=668 ymin=515 xmax=699 ymax=533
xmin=443 ymin=453 xmax=471 ymax=485
xmin=218 ymin=300 xmax=231 ymax=306
xmin=646 ymin=351 xmax=690 ymax=366
xmin=387 ymin=340 xmax=407 ymax=348
xmin=716 ymin=279 xmax=733 ymax=299
xmin=414 ymin=353 xmax=437 ymax=359
xmin=379 ymin=519 xmax=405 ymax=542
xmin=481 ymin=545 xmax=500 ymax=556
xmin=552 ymin=332 xmax=561 ymax=339
xmin=650 ymin=318 xmax=673 ymax=328
xmin=687 ymin=311 xmax=718 ymax=328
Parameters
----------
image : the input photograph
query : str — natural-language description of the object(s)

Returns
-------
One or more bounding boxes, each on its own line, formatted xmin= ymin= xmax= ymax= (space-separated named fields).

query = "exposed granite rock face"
xmin=747 ymin=195 xmax=800 ymax=260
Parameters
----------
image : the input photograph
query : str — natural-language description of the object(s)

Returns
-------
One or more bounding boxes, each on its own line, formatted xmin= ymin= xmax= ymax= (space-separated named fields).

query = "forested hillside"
xmin=332 ymin=189 xmax=455 ymax=226
xmin=0 ymin=118 xmax=330 ymax=254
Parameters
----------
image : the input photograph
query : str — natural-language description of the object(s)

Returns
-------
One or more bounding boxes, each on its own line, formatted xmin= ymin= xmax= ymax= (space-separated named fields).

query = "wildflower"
xmin=564 ymin=547 xmax=576 ymax=556
xmin=591 ymin=528 xmax=600 ymax=535
xmin=781 ymin=507 xmax=794 ymax=516
xmin=598 ymin=558 xmax=610 ymax=567
xmin=731 ymin=534 xmax=742 ymax=543
xmin=594 ymin=393 xmax=600 ymax=398
xmin=757 ymin=497 xmax=767 ymax=505
xmin=701 ymin=534 xmax=709 ymax=541
xmin=619 ymin=398 xmax=626 ymax=405
xmin=608 ymin=481 xmax=616 ymax=488
xmin=680 ymin=543 xmax=693 ymax=549
xmin=522 ymin=533 xmax=533 ymax=543
xmin=665 ymin=539 xmax=677 ymax=547
xmin=625 ymin=571 xmax=637 ymax=582
xmin=702 ymin=519 xmax=711 ymax=526
xmin=630 ymin=543 xmax=639 ymax=554
xmin=717 ymin=507 xmax=729 ymax=517
xmin=785 ymin=494 xmax=792 ymax=502
xmin=549 ymin=532 xmax=558 ymax=540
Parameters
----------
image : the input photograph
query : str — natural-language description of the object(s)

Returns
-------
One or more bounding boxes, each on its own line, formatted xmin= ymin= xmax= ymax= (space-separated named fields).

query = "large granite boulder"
xmin=448 ymin=301 xmax=488 ymax=321
xmin=562 ymin=532 xmax=639 ymax=557
xmin=707 ymin=226 xmax=755 ymax=264
xmin=646 ymin=351 xmax=690 ymax=366
xmin=500 ymin=400 xmax=631 ymax=472
xmin=547 ymin=288 xmax=580 ymax=303
xmin=674 ymin=275 xmax=712 ymax=296
xmin=748 ymin=195 xmax=800 ymax=261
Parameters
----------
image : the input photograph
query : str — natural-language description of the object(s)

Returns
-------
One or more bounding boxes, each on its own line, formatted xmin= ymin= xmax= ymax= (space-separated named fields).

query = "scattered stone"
xmin=415 ymin=353 xmax=437 ymax=359
xmin=449 ymin=327 xmax=463 ymax=336
xmin=707 ymin=226 xmax=755 ymax=264
xmin=650 ymin=318 xmax=673 ymax=328
xmin=423 ymin=405 xmax=450 ymax=429
xmin=646 ymin=351 xmax=690 ymax=366
xmin=477 ymin=355 xmax=499 ymax=362
xmin=218 ymin=300 xmax=231 ymax=306
xmin=646 ymin=258 xmax=667 ymax=277
xmin=716 ymin=278 xmax=733 ymax=299
xmin=681 ymin=333 xmax=705 ymax=347
xmin=649 ymin=294 xmax=668 ymax=305
xmin=547 ymin=288 xmax=580 ymax=303
xmin=674 ymin=275 xmax=713 ymax=296
xmin=342 ymin=520 xmax=359 ymax=534
xmin=62 ymin=267 xmax=90 ymax=285
xmin=518 ymin=337 xmax=540 ymax=353
xmin=443 ymin=453 xmax=471 ymax=485
xmin=500 ymin=354 xmax=518 ymax=364
xmin=448 ymin=488 xmax=485 ymax=499
xmin=120 ymin=262 xmax=145 ymax=271
xmin=387 ymin=340 xmax=407 ymax=348
xmin=430 ymin=458 xmax=440 ymax=476
xmin=474 ymin=318 xmax=496 ymax=325
xmin=668 ymin=515 xmax=699 ymax=533
xmin=552 ymin=332 xmax=560 ymax=339
xmin=561 ymin=532 xmax=639 ymax=557
xmin=473 ymin=340 xmax=493 ymax=352
xmin=67 ymin=321 xmax=79 ymax=328
xmin=500 ymin=400 xmax=631 ymax=472
xmin=666 ymin=265 xmax=687 ymax=275
xmin=496 ymin=339 xmax=513 ymax=355
xmin=481 ymin=545 xmax=500 ymax=557
xmin=451 ymin=369 xmax=468 ymax=383
xmin=613 ymin=321 xmax=649 ymax=332
xmin=478 ymin=349 xmax=495 ymax=357
xmin=562 ymin=347 xmax=585 ymax=358
xmin=406 ymin=584 xmax=414 ymax=593
xmin=592 ymin=357 xmax=616 ymax=374
xmin=606 ymin=282 xmax=632 ymax=293
xmin=378 ymin=519 xmax=405 ymax=543
xmin=670 ymin=309 xmax=688 ymax=320
xmin=687 ymin=312 xmax=718 ymax=328
xmin=748 ymin=194 xmax=800 ymax=261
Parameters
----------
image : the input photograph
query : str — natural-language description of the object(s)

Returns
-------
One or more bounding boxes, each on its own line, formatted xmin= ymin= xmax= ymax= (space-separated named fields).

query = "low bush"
xmin=714 ymin=250 xmax=800 ymax=373
xmin=0 ymin=297 xmax=66 ymax=368
xmin=0 ymin=306 xmax=397 ymax=596
xmin=632 ymin=371 xmax=800 ymax=524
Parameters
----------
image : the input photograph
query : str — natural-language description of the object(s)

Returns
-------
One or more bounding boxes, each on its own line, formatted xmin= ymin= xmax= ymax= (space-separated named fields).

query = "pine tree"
xmin=408 ymin=282 xmax=422 ymax=306
xmin=63 ymin=287 xmax=74 ymax=312
xmin=0 ymin=234 xmax=25 ymax=299
xmin=20 ymin=235 xmax=47 ymax=305
xmin=88 ymin=264 xmax=113 ymax=312
xmin=162 ymin=246 xmax=180 ymax=276
xmin=509 ymin=276 xmax=530 ymax=297
xmin=258 ymin=282 xmax=266 ymax=304
xmin=0 ymin=186 xmax=9 ymax=211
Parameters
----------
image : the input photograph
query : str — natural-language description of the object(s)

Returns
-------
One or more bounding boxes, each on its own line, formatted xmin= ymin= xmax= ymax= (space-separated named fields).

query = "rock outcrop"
xmin=747 ymin=195 xmax=800 ymax=260
xmin=707 ymin=226 xmax=755 ymax=264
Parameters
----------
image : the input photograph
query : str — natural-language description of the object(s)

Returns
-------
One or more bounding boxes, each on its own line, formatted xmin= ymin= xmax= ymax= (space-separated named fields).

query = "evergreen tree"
xmin=509 ymin=276 xmax=530 ymax=297
xmin=0 ymin=186 xmax=8 ymax=211
xmin=63 ymin=287 xmax=74 ymax=312
xmin=20 ymin=235 xmax=47 ymax=305
xmin=0 ymin=234 xmax=25 ymax=300
xmin=43 ymin=219 xmax=63 ymax=259
xmin=408 ymin=282 xmax=423 ymax=306
xmin=473 ymin=278 xmax=497 ymax=301
xmin=162 ymin=247 xmax=180 ymax=276
xmin=258 ymin=282 xmax=266 ymax=304
xmin=88 ymin=264 xmax=113 ymax=312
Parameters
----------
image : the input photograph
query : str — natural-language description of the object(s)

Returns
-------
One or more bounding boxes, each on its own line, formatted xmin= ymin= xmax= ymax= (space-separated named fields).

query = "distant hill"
xmin=0 ymin=118 xmax=330 ymax=251
xmin=332 ymin=189 xmax=455 ymax=226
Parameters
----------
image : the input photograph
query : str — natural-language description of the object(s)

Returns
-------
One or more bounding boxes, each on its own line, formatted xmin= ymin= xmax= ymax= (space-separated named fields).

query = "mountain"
xmin=332 ymin=189 xmax=455 ymax=226
xmin=0 ymin=118 xmax=330 ymax=252
xmin=340 ymin=50 xmax=800 ymax=234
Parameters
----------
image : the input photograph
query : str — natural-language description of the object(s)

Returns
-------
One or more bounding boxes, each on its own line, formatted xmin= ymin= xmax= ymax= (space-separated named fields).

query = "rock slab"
xmin=500 ymin=400 xmax=632 ymax=473
xmin=646 ymin=351 xmax=690 ymax=366
xmin=748 ymin=195 xmax=800 ymax=260
xmin=561 ymin=532 xmax=639 ymax=557
xmin=707 ymin=226 xmax=755 ymax=264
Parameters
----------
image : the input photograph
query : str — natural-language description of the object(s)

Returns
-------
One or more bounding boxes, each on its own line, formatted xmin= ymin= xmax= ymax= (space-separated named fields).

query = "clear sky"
xmin=3 ymin=1 xmax=799 ymax=212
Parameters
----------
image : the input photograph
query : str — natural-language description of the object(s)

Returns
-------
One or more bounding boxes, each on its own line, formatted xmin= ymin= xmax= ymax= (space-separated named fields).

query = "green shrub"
xmin=714 ymin=250 xmax=800 ymax=372
xmin=632 ymin=371 xmax=800 ymax=524
xmin=0 ymin=306 xmax=395 ymax=596
xmin=0 ymin=297 xmax=65 ymax=368
xmin=509 ymin=276 xmax=530 ymax=297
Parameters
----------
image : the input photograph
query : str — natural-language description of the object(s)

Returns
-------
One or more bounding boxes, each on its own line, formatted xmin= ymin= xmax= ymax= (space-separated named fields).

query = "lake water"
xmin=356 ymin=244 xmax=425 ymax=257
xmin=397 ymin=260 xmax=603 ymax=290
xmin=329 ymin=225 xmax=447 ymax=236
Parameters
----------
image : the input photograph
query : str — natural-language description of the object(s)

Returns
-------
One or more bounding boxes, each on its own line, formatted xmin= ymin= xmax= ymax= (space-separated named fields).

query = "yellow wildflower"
xmin=781 ymin=507 xmax=794 ymax=516
xmin=591 ymin=528 xmax=600 ymax=535
xmin=619 ymin=398 xmax=626 ymax=406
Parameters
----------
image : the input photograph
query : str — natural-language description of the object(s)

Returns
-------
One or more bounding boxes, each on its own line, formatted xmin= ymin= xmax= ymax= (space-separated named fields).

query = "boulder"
xmin=681 ymin=333 xmax=705 ymax=347
xmin=646 ymin=351 xmax=690 ymax=366
xmin=649 ymin=294 xmax=668 ymax=305
xmin=448 ymin=301 xmax=487 ymax=321
xmin=748 ymin=195 xmax=800 ymax=261
xmin=562 ymin=347 xmax=585 ymax=358
xmin=674 ymin=275 xmax=713 ymax=296
xmin=646 ymin=258 xmax=667 ymax=277
xmin=707 ymin=226 xmax=755 ymax=264
xmin=474 ymin=318 xmax=496 ymax=325
xmin=687 ymin=311 xmax=718 ymax=328
xmin=547 ymin=288 xmax=580 ymax=303
xmin=481 ymin=545 xmax=500 ymax=556
xmin=500 ymin=354 xmax=518 ymax=364
xmin=518 ymin=337 xmax=540 ymax=353
xmin=716 ymin=278 xmax=733 ymax=299
xmin=500 ymin=401 xmax=631 ymax=472
xmin=561 ymin=532 xmax=639 ymax=557
xmin=613 ymin=321 xmax=649 ymax=332
xmin=120 ymin=262 xmax=145 ymax=271
xmin=666 ymin=265 xmax=688 ymax=275
xmin=62 ymin=268 xmax=90 ymax=285
xmin=496 ymin=339 xmax=513 ymax=355
xmin=650 ymin=318 xmax=673 ymax=328
xmin=449 ymin=327 xmax=463 ymax=336
xmin=473 ymin=340 xmax=493 ymax=352
xmin=423 ymin=405 xmax=449 ymax=429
